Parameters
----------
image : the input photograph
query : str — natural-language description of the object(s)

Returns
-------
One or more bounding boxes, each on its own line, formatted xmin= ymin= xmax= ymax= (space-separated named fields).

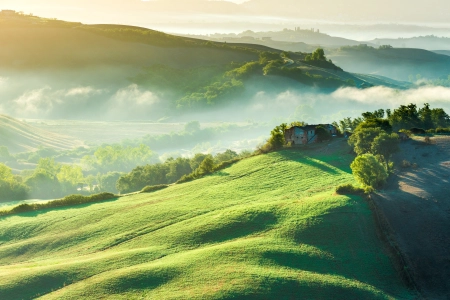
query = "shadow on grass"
xmin=107 ymin=268 xmax=179 ymax=294
xmin=0 ymin=263 xmax=178 ymax=300
xmin=262 ymin=250 xmax=334 ymax=275
xmin=276 ymin=150 xmax=341 ymax=175
xmin=218 ymin=277 xmax=384 ymax=300
xmin=191 ymin=211 xmax=278 ymax=245
xmin=264 ymin=198 xmax=398 ymax=295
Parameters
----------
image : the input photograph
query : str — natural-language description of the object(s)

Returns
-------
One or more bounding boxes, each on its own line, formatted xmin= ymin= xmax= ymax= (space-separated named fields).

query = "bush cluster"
xmin=335 ymin=184 xmax=365 ymax=195
xmin=141 ymin=185 xmax=169 ymax=193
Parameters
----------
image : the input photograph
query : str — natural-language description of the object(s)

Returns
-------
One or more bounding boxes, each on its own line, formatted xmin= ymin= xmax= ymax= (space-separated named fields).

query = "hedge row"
xmin=0 ymin=192 xmax=116 ymax=217
xmin=335 ymin=184 xmax=365 ymax=196
xmin=140 ymin=184 xmax=169 ymax=193
xmin=176 ymin=157 xmax=242 ymax=184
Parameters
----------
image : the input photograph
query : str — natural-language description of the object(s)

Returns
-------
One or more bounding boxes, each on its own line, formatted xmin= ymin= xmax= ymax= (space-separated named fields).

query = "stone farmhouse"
xmin=0 ymin=10 xmax=16 ymax=16
xmin=284 ymin=124 xmax=338 ymax=145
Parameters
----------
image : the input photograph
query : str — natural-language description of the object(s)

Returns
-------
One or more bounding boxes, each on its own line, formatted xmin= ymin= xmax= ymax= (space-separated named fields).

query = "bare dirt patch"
xmin=373 ymin=136 xmax=450 ymax=299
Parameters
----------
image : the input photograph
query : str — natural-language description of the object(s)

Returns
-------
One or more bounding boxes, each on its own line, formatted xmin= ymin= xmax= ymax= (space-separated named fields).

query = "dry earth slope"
xmin=373 ymin=136 xmax=450 ymax=299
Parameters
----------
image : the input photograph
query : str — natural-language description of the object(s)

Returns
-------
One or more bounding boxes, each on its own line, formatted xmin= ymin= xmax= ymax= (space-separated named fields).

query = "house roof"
xmin=287 ymin=124 xmax=336 ymax=131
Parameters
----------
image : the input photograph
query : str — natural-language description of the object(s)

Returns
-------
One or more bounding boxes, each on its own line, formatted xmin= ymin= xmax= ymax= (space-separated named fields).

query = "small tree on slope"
xmin=350 ymin=154 xmax=388 ymax=190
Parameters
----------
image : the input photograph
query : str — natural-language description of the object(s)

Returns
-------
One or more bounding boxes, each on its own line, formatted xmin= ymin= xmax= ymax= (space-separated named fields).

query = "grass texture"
xmin=0 ymin=142 xmax=413 ymax=299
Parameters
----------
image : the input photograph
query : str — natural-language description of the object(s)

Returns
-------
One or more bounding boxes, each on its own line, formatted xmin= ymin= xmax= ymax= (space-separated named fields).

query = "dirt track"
xmin=373 ymin=136 xmax=450 ymax=299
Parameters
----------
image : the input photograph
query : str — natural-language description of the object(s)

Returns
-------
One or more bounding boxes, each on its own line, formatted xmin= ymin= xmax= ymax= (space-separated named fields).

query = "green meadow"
xmin=0 ymin=141 xmax=413 ymax=299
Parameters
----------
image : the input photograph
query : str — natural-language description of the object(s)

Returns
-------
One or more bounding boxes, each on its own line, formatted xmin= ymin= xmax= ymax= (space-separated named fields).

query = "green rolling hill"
xmin=0 ymin=13 xmax=412 ymax=120
xmin=0 ymin=17 xmax=260 ymax=70
xmin=0 ymin=141 xmax=413 ymax=299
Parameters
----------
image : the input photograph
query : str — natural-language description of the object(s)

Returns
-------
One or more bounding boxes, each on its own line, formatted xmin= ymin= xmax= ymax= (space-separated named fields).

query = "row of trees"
xmin=81 ymin=144 xmax=159 ymax=173
xmin=0 ymin=164 xmax=28 ymax=200
xmin=0 ymin=158 xmax=85 ymax=201
xmin=343 ymin=104 xmax=448 ymax=190
xmin=0 ymin=148 xmax=249 ymax=200
xmin=333 ymin=104 xmax=450 ymax=136
xmin=348 ymin=126 xmax=400 ymax=190
xmin=116 ymin=149 xmax=247 ymax=194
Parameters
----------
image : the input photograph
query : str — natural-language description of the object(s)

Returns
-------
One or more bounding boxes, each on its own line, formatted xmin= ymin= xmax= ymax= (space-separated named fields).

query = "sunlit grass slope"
xmin=0 ymin=143 xmax=412 ymax=299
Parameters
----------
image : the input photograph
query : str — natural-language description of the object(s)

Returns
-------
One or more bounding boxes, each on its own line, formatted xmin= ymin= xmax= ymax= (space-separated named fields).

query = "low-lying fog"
xmin=1 ymin=76 xmax=450 ymax=124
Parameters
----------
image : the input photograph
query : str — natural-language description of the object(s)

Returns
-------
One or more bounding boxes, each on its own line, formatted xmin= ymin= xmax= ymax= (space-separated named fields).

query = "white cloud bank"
xmin=332 ymin=86 xmax=450 ymax=106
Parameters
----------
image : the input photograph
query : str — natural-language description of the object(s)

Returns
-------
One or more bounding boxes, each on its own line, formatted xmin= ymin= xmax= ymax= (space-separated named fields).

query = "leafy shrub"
xmin=335 ymin=184 xmax=365 ymax=195
xmin=141 ymin=184 xmax=168 ymax=193
xmin=315 ymin=125 xmax=332 ymax=142
xmin=9 ymin=204 xmax=33 ymax=214
xmin=213 ymin=157 xmax=241 ymax=172
xmin=350 ymin=154 xmax=388 ymax=189
xmin=258 ymin=124 xmax=287 ymax=153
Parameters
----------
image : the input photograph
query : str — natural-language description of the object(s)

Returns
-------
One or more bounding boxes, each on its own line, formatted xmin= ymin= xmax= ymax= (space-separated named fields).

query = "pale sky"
xmin=2 ymin=0 xmax=450 ymax=33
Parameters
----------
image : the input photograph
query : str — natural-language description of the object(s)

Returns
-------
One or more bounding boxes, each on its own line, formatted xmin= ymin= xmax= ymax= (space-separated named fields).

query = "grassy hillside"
xmin=0 ymin=142 xmax=412 ymax=299
xmin=0 ymin=14 xmax=263 ymax=70
xmin=0 ymin=115 xmax=84 ymax=153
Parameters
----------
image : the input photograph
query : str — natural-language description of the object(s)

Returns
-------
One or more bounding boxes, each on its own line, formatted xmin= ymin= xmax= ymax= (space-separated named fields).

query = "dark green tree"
xmin=312 ymin=48 xmax=326 ymax=60
xmin=166 ymin=157 xmax=192 ymax=182
xmin=362 ymin=109 xmax=385 ymax=120
xmin=315 ymin=126 xmax=332 ymax=142
xmin=371 ymin=133 xmax=400 ymax=172
xmin=190 ymin=153 xmax=209 ymax=170
xmin=268 ymin=123 xmax=287 ymax=149
xmin=25 ymin=172 xmax=61 ymax=199
xmin=419 ymin=103 xmax=434 ymax=130
xmin=431 ymin=108 xmax=450 ymax=128
xmin=196 ymin=156 xmax=215 ymax=175
xmin=348 ymin=127 xmax=382 ymax=155
xmin=97 ymin=172 xmax=124 ymax=194
xmin=356 ymin=118 xmax=392 ymax=133
xmin=214 ymin=149 xmax=238 ymax=164
xmin=0 ymin=163 xmax=29 ymax=201
xmin=389 ymin=103 xmax=421 ymax=130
